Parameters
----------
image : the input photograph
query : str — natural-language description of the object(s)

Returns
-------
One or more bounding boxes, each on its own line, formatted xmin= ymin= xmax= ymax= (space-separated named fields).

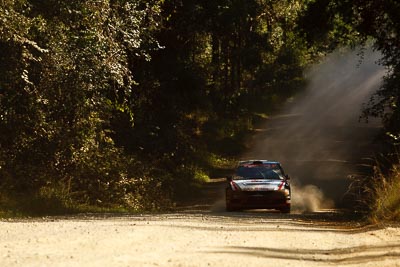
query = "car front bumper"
xmin=226 ymin=190 xmax=291 ymax=210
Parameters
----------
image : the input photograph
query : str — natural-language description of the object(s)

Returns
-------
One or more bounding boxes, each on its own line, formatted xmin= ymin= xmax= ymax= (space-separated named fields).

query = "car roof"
xmin=237 ymin=160 xmax=280 ymax=167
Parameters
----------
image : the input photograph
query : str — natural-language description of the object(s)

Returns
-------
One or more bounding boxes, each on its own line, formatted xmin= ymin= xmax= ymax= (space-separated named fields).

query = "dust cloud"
xmin=244 ymin=48 xmax=386 ymax=212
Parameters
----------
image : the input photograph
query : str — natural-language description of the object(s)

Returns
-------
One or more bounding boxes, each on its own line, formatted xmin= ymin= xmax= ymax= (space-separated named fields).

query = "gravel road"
xmin=1 ymin=209 xmax=400 ymax=267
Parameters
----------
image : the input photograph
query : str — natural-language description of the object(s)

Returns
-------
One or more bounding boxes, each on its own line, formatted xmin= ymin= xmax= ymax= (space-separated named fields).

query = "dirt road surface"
xmin=1 ymin=205 xmax=400 ymax=267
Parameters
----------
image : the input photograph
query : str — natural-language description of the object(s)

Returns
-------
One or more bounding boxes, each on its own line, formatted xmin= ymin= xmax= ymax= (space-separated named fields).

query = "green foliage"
xmin=0 ymin=184 xmax=73 ymax=216
xmin=125 ymin=0 xmax=308 ymax=155
xmin=0 ymin=0 xmax=310 ymax=215
xmin=0 ymin=0 xmax=169 ymax=214
xmin=299 ymin=0 xmax=400 ymax=140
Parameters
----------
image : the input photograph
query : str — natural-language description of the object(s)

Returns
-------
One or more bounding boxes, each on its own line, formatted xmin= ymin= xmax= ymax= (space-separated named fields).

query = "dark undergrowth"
xmin=344 ymin=150 xmax=400 ymax=224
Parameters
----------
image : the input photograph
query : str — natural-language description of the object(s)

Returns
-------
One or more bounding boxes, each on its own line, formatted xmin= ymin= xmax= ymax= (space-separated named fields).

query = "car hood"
xmin=232 ymin=179 xmax=285 ymax=191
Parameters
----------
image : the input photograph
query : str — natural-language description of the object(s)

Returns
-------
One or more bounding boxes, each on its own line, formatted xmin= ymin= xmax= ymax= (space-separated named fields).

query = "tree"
xmin=0 ymin=0 xmax=162 ymax=208
xmin=299 ymin=0 xmax=400 ymax=141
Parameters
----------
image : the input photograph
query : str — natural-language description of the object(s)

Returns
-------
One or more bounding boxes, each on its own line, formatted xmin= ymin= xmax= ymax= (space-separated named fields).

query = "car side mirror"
xmin=285 ymin=174 xmax=290 ymax=180
xmin=226 ymin=176 xmax=233 ymax=181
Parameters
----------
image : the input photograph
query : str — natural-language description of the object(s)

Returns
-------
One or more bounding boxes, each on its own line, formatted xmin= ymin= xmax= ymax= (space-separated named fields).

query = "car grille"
xmin=243 ymin=191 xmax=283 ymax=197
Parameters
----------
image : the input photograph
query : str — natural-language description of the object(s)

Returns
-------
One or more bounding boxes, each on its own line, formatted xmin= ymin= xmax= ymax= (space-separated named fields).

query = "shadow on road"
xmin=207 ymin=243 xmax=400 ymax=265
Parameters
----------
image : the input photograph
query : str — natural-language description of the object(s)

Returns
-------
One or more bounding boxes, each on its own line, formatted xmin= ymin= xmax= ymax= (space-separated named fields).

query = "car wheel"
xmin=226 ymin=205 xmax=235 ymax=212
xmin=280 ymin=208 xmax=291 ymax=214
xmin=226 ymin=189 xmax=240 ymax=212
xmin=226 ymin=197 xmax=237 ymax=212
xmin=226 ymin=205 xmax=241 ymax=212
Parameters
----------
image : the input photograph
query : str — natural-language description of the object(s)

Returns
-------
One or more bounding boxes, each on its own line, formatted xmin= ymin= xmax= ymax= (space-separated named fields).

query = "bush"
xmin=347 ymin=160 xmax=400 ymax=223
xmin=369 ymin=164 xmax=400 ymax=222
xmin=0 ymin=185 xmax=73 ymax=216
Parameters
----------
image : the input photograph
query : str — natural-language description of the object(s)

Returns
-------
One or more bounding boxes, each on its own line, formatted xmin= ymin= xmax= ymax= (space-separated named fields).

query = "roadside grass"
xmin=0 ymin=192 xmax=72 ymax=218
xmin=0 ymin=184 xmax=167 ymax=218
xmin=0 ymin=192 xmax=148 ymax=218
xmin=369 ymin=163 xmax=400 ymax=223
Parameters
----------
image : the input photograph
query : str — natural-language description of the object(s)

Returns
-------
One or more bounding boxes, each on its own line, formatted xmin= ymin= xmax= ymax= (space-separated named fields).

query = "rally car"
xmin=225 ymin=160 xmax=291 ymax=213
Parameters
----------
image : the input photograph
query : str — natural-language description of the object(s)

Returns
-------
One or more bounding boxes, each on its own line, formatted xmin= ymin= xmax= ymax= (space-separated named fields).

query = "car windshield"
xmin=234 ymin=166 xmax=282 ymax=180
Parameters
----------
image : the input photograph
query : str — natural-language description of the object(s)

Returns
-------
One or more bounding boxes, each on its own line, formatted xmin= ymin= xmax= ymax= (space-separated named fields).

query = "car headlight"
xmin=230 ymin=181 xmax=241 ymax=191
xmin=283 ymin=188 xmax=290 ymax=197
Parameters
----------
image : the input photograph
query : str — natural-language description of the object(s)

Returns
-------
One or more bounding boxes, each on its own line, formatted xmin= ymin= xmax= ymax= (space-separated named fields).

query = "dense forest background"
xmin=1 ymin=0 xmax=399 ymax=217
